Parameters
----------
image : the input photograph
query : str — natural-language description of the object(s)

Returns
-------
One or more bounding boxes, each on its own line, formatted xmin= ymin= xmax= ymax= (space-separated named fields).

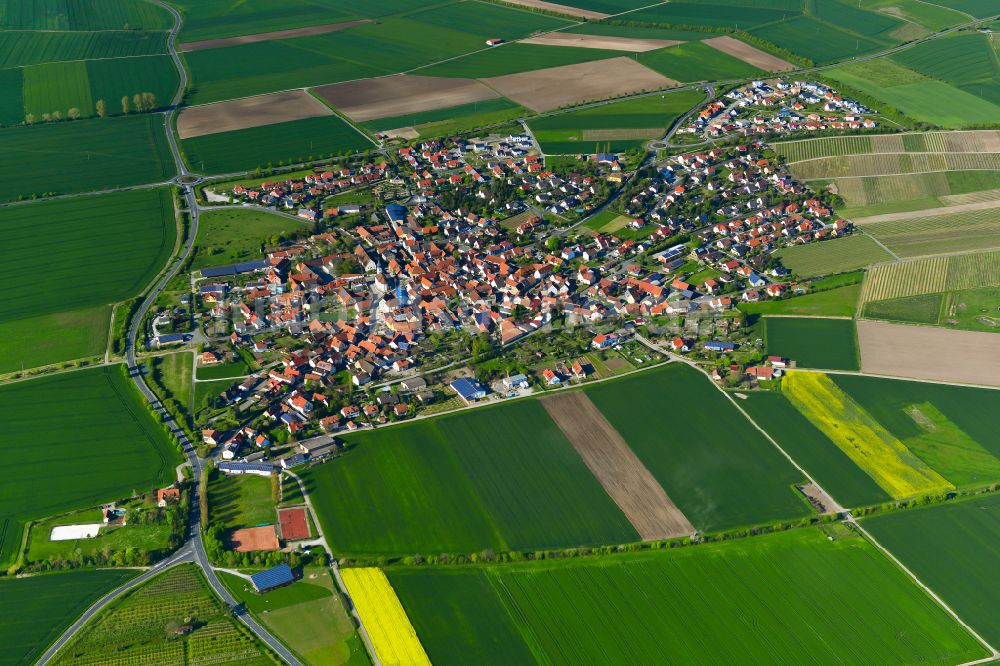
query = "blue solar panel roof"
xmin=250 ymin=564 xmax=294 ymax=591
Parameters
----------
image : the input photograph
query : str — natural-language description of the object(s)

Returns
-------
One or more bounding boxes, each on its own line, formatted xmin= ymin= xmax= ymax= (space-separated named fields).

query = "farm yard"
xmin=764 ymin=316 xmax=859 ymax=370
xmin=585 ymin=364 xmax=812 ymax=532
xmin=388 ymin=527 xmax=988 ymax=665
xmin=0 ymin=569 xmax=136 ymax=665
xmin=51 ymin=564 xmax=274 ymax=665
xmin=303 ymin=399 xmax=640 ymax=557
xmin=776 ymin=234 xmax=894 ymax=278
xmin=864 ymin=493 xmax=1000 ymax=647
xmin=856 ymin=319 xmax=1000 ymax=388
xmin=0 ymin=189 xmax=176 ymax=372
xmin=181 ymin=114 xmax=374 ymax=174
xmin=0 ymin=366 xmax=180 ymax=569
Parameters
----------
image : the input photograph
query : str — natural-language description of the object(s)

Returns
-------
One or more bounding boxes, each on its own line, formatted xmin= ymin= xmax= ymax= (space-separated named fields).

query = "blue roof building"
xmin=385 ymin=203 xmax=407 ymax=222
xmin=704 ymin=341 xmax=737 ymax=352
xmin=450 ymin=377 xmax=486 ymax=403
xmin=250 ymin=564 xmax=294 ymax=592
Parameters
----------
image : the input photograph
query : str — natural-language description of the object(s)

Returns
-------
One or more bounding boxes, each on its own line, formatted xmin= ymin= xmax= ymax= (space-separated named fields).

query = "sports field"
xmin=783 ymin=372 xmax=954 ymax=499
xmin=776 ymin=234 xmax=894 ymax=278
xmin=0 ymin=569 xmax=136 ymax=665
xmin=864 ymin=493 xmax=1000 ymax=647
xmin=0 ymin=114 xmax=173 ymax=200
xmin=741 ymin=392 xmax=889 ymax=508
xmin=182 ymin=114 xmax=374 ymax=174
xmin=585 ymin=364 xmax=811 ymax=532
xmin=0 ymin=366 xmax=181 ymax=568
xmin=764 ymin=316 xmax=859 ymax=370
xmin=0 ymin=189 xmax=175 ymax=372
xmin=389 ymin=527 xmax=987 ymax=665
xmin=191 ymin=208 xmax=308 ymax=270
xmin=303 ymin=399 xmax=639 ymax=557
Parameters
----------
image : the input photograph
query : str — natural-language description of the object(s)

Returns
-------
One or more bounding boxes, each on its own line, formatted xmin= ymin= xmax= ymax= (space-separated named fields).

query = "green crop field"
xmin=862 ymin=206 xmax=1000 ymax=258
xmin=751 ymin=16 xmax=883 ymax=63
xmin=405 ymin=2 xmax=568 ymax=40
xmin=0 ymin=366 xmax=181 ymax=568
xmin=303 ymin=399 xmax=638 ymax=557
xmin=0 ymin=30 xmax=167 ymax=68
xmin=859 ymin=0 xmax=971 ymax=32
xmin=191 ymin=208 xmax=309 ymax=270
xmin=0 ymin=569 xmax=136 ymax=665
xmin=565 ymin=23 xmax=718 ymax=42
xmin=0 ymin=114 xmax=173 ymax=199
xmin=390 ymin=527 xmax=987 ymax=665
xmin=833 ymin=374 xmax=1000 ymax=488
xmin=627 ymin=2 xmax=796 ymax=30
xmin=777 ymin=234 xmax=893 ymax=277
xmin=418 ymin=43 xmax=625 ymax=79
xmin=742 ymin=391 xmax=890 ymax=507
xmin=864 ymin=292 xmax=945 ymax=324
xmin=53 ymin=564 xmax=274 ymax=665
xmin=893 ymin=33 xmax=998 ymax=90
xmin=864 ymin=493 xmax=1000 ymax=647
xmin=182 ymin=115 xmax=374 ymax=174
xmin=170 ymin=0 xmax=361 ymax=43
xmin=635 ymin=41 xmax=763 ymax=82
xmin=0 ymin=189 xmax=175 ymax=372
xmin=363 ymin=97 xmax=524 ymax=135
xmin=0 ymin=0 xmax=172 ymax=31
xmin=529 ymin=89 xmax=704 ymax=153
xmin=764 ymin=316 xmax=859 ymax=370
xmin=585 ymin=364 xmax=810 ymax=532
xmin=740 ymin=283 xmax=862 ymax=317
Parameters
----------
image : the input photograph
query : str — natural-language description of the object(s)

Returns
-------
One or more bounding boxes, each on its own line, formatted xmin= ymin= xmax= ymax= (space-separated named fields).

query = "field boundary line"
xmin=760 ymin=314 xmax=853 ymax=320
xmin=863 ymin=233 xmax=901 ymax=261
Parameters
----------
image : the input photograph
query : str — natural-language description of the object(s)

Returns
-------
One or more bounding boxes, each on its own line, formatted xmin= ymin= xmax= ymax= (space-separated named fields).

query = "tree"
xmin=133 ymin=94 xmax=142 ymax=113
xmin=121 ymin=96 xmax=130 ymax=114
xmin=271 ymin=472 xmax=281 ymax=503
xmin=68 ymin=107 xmax=80 ymax=120
xmin=142 ymin=92 xmax=156 ymax=111
xmin=24 ymin=113 xmax=35 ymax=124
xmin=52 ymin=110 xmax=62 ymax=121
xmin=96 ymin=99 xmax=107 ymax=118
xmin=199 ymin=464 xmax=210 ymax=526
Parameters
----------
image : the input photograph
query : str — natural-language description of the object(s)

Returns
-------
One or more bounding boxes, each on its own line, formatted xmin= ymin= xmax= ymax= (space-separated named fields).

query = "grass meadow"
xmin=0 ymin=114 xmax=173 ymax=199
xmin=864 ymin=493 xmax=1000 ymax=647
xmin=390 ymin=527 xmax=987 ymax=665
xmin=742 ymin=391 xmax=890 ymax=508
xmin=0 ymin=569 xmax=136 ymax=664
xmin=303 ymin=399 xmax=638 ymax=557
xmin=182 ymin=115 xmax=374 ymax=174
xmin=741 ymin=283 xmax=861 ymax=317
xmin=776 ymin=234 xmax=893 ymax=278
xmin=635 ymin=41 xmax=763 ymax=82
xmin=0 ymin=189 xmax=175 ymax=371
xmin=585 ymin=364 xmax=811 ymax=532
xmin=0 ymin=366 xmax=181 ymax=568
xmin=191 ymin=208 xmax=309 ymax=270
xmin=764 ymin=316 xmax=859 ymax=370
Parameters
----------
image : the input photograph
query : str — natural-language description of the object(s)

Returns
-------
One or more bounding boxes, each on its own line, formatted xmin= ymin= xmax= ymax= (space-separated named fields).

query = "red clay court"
xmin=278 ymin=507 xmax=310 ymax=541
xmin=230 ymin=525 xmax=280 ymax=552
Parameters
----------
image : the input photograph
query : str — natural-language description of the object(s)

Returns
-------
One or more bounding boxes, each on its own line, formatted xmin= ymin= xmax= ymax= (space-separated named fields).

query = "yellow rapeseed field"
xmin=783 ymin=371 xmax=953 ymax=499
xmin=340 ymin=567 xmax=431 ymax=666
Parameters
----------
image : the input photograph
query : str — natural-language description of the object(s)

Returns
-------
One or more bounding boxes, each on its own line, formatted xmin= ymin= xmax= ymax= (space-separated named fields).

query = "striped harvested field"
xmin=775 ymin=131 xmax=1000 ymax=163
xmin=863 ymin=206 xmax=1000 ymax=258
xmin=792 ymin=153 xmax=1000 ymax=180
xmin=940 ymin=188 xmax=1000 ymax=205
xmin=861 ymin=250 xmax=1000 ymax=303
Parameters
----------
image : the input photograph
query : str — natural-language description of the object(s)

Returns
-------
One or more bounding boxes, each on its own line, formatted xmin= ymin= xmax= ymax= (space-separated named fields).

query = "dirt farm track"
xmin=857 ymin=319 xmax=1000 ymax=387
xmin=541 ymin=392 xmax=695 ymax=540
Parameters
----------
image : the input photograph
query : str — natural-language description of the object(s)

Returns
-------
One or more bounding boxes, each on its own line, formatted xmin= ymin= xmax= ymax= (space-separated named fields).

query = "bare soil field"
xmin=541 ymin=391 xmax=695 ymax=539
xmin=484 ymin=57 xmax=675 ymax=113
xmin=704 ymin=36 xmax=795 ymax=72
xmin=230 ymin=525 xmax=280 ymax=552
xmin=315 ymin=74 xmax=500 ymax=122
xmin=857 ymin=320 xmax=1000 ymax=387
xmin=177 ymin=90 xmax=333 ymax=139
xmin=179 ymin=20 xmax=370 ymax=52
xmin=379 ymin=126 xmax=420 ymax=140
xmin=521 ymin=32 xmax=680 ymax=52
xmin=943 ymin=130 xmax=1000 ymax=153
xmin=852 ymin=198 xmax=1000 ymax=225
xmin=582 ymin=128 xmax=662 ymax=140
xmin=499 ymin=0 xmax=608 ymax=19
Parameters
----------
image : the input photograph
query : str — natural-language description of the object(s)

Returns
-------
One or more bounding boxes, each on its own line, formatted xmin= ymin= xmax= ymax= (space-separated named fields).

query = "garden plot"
xmin=483 ymin=57 xmax=675 ymax=113
xmin=703 ymin=36 xmax=794 ymax=71
xmin=177 ymin=90 xmax=333 ymax=139
xmin=521 ymin=32 xmax=680 ymax=52
xmin=857 ymin=319 xmax=1000 ymax=387
xmin=315 ymin=74 xmax=500 ymax=122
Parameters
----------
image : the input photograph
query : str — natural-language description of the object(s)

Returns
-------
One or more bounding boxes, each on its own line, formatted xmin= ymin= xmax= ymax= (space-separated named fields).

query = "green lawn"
xmin=182 ymin=115 xmax=374 ymax=174
xmin=776 ymin=234 xmax=893 ymax=278
xmin=391 ymin=527 xmax=987 ymax=665
xmin=0 ymin=189 xmax=175 ymax=372
xmin=153 ymin=352 xmax=193 ymax=410
xmin=26 ymin=508 xmax=172 ymax=563
xmin=0 ymin=366 xmax=181 ymax=568
xmin=0 ymin=569 xmax=136 ymax=665
xmin=209 ymin=471 xmax=275 ymax=530
xmin=764 ymin=316 xmax=860 ymax=370
xmin=303 ymin=399 xmax=638 ymax=557
xmin=864 ymin=493 xmax=1000 ymax=647
xmin=584 ymin=364 xmax=811 ymax=532
xmin=863 ymin=292 xmax=944 ymax=324
xmin=742 ymin=391 xmax=890 ymax=508
xmin=0 ymin=114 xmax=173 ymax=200
xmin=191 ymin=208 xmax=309 ymax=271
xmin=197 ymin=360 xmax=251 ymax=381
xmin=741 ymin=283 xmax=861 ymax=317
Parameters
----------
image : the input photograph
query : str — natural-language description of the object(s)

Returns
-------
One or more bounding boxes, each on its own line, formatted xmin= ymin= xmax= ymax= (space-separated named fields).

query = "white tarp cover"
xmin=50 ymin=524 xmax=103 ymax=541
